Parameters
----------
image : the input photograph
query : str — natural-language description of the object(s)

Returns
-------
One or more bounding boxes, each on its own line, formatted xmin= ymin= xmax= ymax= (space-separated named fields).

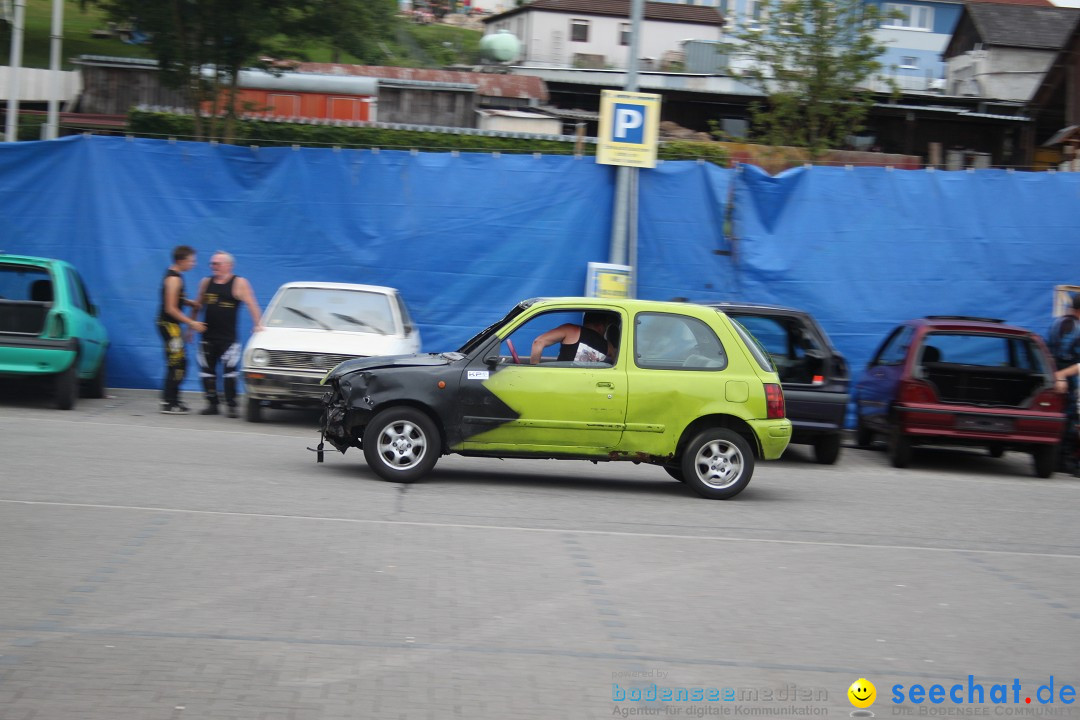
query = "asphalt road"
xmin=1 ymin=389 xmax=1078 ymax=720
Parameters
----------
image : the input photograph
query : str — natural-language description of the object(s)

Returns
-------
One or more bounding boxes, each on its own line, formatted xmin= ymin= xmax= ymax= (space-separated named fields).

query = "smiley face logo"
xmin=848 ymin=678 xmax=876 ymax=709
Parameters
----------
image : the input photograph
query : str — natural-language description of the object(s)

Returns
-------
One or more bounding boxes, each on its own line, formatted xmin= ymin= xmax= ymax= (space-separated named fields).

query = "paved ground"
xmin=1 ymin=389 xmax=1078 ymax=720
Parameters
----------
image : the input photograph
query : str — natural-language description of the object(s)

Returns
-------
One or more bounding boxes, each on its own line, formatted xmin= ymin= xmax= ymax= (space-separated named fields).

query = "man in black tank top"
xmin=530 ymin=311 xmax=617 ymax=365
xmin=157 ymin=245 xmax=205 ymax=414
xmin=191 ymin=251 xmax=262 ymax=417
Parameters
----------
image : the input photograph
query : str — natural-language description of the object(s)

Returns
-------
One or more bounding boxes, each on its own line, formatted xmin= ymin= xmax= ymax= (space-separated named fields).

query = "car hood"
xmin=324 ymin=352 xmax=466 ymax=382
xmin=245 ymin=327 xmax=418 ymax=356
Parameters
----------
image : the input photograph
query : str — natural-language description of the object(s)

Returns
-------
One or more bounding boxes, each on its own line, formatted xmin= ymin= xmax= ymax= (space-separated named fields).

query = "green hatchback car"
xmin=0 ymin=254 xmax=109 ymax=409
xmin=317 ymin=298 xmax=791 ymax=499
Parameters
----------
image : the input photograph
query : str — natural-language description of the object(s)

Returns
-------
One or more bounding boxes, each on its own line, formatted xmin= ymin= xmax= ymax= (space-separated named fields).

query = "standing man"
xmin=158 ymin=245 xmax=205 ymax=414
xmin=1048 ymin=293 xmax=1080 ymax=473
xmin=192 ymin=251 xmax=262 ymax=418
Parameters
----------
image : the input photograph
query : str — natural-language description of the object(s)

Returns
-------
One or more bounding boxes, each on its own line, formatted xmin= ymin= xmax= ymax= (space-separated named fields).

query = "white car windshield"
xmin=266 ymin=288 xmax=396 ymax=334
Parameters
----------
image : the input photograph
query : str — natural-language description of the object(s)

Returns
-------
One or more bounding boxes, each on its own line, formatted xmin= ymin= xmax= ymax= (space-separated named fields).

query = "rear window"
xmin=920 ymin=332 xmax=1048 ymax=372
xmin=727 ymin=316 xmax=775 ymax=373
xmin=0 ymin=264 xmax=52 ymax=302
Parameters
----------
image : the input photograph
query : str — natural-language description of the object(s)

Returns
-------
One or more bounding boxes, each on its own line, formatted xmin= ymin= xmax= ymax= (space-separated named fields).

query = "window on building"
xmin=619 ymin=22 xmax=630 ymax=46
xmin=900 ymin=56 xmax=919 ymax=69
xmin=267 ymin=94 xmax=300 ymax=116
xmin=571 ymin=18 xmax=589 ymax=42
xmin=718 ymin=0 xmax=733 ymax=28
xmin=882 ymin=3 xmax=933 ymax=31
xmin=747 ymin=0 xmax=766 ymax=31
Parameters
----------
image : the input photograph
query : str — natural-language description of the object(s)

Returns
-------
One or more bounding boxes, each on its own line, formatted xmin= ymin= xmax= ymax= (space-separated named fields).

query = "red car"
xmin=854 ymin=316 xmax=1066 ymax=477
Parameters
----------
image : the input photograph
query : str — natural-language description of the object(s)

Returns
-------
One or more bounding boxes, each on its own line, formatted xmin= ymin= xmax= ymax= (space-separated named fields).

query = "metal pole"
xmin=45 ymin=0 xmax=64 ymax=140
xmin=4 ymin=0 xmax=26 ymax=142
xmin=608 ymin=0 xmax=645 ymax=283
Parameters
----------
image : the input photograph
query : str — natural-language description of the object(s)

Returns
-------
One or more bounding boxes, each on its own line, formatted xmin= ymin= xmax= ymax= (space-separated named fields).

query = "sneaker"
xmin=200 ymin=405 xmax=219 ymax=416
xmin=160 ymin=403 xmax=189 ymax=415
xmin=226 ymin=405 xmax=238 ymax=419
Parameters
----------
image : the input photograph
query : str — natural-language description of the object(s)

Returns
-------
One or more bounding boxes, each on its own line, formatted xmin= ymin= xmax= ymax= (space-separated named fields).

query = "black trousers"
xmin=157 ymin=320 xmax=186 ymax=405
xmin=198 ymin=337 xmax=241 ymax=407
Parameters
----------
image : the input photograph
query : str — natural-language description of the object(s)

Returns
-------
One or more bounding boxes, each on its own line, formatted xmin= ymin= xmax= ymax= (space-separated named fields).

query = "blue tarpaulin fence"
xmin=2 ymin=135 xmax=1079 ymax=394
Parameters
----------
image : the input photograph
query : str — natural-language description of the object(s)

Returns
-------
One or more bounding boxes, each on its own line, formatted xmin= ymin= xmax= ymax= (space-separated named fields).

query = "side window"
xmin=635 ymin=313 xmax=727 ymax=371
xmin=873 ymin=326 xmax=913 ymax=366
xmin=500 ymin=309 xmax=621 ymax=367
xmin=67 ymin=268 xmax=91 ymax=312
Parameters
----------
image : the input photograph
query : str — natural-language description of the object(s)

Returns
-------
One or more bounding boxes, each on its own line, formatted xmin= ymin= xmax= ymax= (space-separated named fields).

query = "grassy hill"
xmin=1 ymin=0 xmax=481 ymax=70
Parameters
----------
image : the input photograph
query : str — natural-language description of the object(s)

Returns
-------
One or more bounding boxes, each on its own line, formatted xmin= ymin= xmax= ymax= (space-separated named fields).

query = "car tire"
xmin=81 ymin=356 xmax=107 ymax=399
xmin=988 ymin=443 xmax=1005 ymax=459
xmin=363 ymin=407 xmax=440 ymax=483
xmin=680 ymin=427 xmax=754 ymax=500
xmin=53 ymin=363 xmax=78 ymax=410
xmin=1032 ymin=445 xmax=1056 ymax=478
xmin=245 ymin=397 xmax=263 ymax=423
xmin=813 ymin=433 xmax=842 ymax=465
xmin=887 ymin=428 xmax=911 ymax=468
xmin=663 ymin=464 xmax=685 ymax=482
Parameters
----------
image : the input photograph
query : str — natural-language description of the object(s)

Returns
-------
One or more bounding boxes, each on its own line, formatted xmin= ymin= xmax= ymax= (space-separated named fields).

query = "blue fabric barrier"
xmin=3 ymin=135 xmax=1080 ymax=409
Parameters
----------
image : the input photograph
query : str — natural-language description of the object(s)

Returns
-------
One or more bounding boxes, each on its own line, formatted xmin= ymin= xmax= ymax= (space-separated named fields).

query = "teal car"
xmin=0 ymin=254 xmax=109 ymax=409
xmin=319 ymin=298 xmax=792 ymax=499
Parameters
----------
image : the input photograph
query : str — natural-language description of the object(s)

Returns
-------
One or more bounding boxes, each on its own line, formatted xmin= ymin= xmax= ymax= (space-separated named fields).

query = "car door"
xmin=456 ymin=308 xmax=628 ymax=452
xmin=65 ymin=268 xmax=108 ymax=376
xmin=856 ymin=325 xmax=913 ymax=430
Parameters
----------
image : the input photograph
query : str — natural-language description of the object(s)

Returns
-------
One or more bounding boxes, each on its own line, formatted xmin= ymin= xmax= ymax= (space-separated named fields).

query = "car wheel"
xmin=363 ymin=407 xmax=440 ymax=483
xmin=680 ymin=428 xmax=754 ymax=500
xmin=54 ymin=363 xmax=78 ymax=410
xmin=813 ymin=433 xmax=842 ymax=465
xmin=663 ymin=464 xmax=685 ymax=482
xmin=1032 ymin=445 xmax=1057 ymax=478
xmin=245 ymin=397 xmax=263 ymax=423
xmin=887 ymin=428 xmax=911 ymax=468
xmin=81 ymin=356 xmax=107 ymax=399
xmin=988 ymin=443 xmax=1005 ymax=459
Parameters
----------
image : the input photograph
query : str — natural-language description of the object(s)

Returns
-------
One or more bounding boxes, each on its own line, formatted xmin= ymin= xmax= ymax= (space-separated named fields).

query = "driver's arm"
xmin=530 ymin=324 xmax=577 ymax=364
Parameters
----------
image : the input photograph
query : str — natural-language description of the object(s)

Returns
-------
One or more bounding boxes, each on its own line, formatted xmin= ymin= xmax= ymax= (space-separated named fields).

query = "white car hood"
xmin=244 ymin=327 xmax=420 ymax=358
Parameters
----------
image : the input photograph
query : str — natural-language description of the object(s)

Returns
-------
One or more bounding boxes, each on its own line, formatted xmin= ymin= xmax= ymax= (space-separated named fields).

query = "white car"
xmin=241 ymin=282 xmax=421 ymax=421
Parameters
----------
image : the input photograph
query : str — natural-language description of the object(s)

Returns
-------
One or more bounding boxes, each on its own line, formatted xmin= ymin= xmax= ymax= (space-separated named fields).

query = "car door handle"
xmin=596 ymin=381 xmax=614 ymax=389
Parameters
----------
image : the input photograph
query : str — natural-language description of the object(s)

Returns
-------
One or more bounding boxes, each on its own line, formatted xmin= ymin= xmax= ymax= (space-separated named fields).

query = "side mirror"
xmin=89 ymin=303 xmax=99 ymax=317
xmin=404 ymin=323 xmax=414 ymax=337
xmin=483 ymin=355 xmax=499 ymax=367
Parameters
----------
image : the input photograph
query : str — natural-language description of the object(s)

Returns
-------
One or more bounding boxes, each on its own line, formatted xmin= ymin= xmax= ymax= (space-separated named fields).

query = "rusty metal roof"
xmin=291 ymin=64 xmax=548 ymax=102
xmin=483 ymin=0 xmax=723 ymax=26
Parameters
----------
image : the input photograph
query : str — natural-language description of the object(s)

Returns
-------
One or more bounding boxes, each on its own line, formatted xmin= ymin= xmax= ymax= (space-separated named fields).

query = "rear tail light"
xmin=1033 ymin=389 xmax=1065 ymax=413
xmin=765 ymin=383 xmax=785 ymax=419
xmin=45 ymin=312 xmax=66 ymax=338
xmin=812 ymin=375 xmax=825 ymax=385
xmin=899 ymin=379 xmax=937 ymax=404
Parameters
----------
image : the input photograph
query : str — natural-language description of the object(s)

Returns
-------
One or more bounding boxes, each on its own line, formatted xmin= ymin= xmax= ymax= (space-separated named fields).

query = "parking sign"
xmin=597 ymin=90 xmax=661 ymax=168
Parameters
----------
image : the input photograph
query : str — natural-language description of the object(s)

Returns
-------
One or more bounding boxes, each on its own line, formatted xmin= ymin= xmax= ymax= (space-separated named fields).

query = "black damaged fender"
xmin=319 ymin=352 xmax=471 ymax=454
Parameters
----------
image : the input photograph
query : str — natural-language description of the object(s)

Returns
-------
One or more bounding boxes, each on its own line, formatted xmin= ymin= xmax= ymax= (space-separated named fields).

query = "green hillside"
xmin=0 ymin=0 xmax=481 ymax=70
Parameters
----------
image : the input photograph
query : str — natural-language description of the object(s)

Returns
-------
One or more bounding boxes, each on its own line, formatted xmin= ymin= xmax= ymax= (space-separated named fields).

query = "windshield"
xmin=265 ymin=287 xmax=397 ymax=334
xmin=456 ymin=302 xmax=530 ymax=355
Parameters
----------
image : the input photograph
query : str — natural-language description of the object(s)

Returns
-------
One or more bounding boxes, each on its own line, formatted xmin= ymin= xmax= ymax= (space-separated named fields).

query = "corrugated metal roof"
xmin=292 ymin=64 xmax=548 ymax=102
xmin=484 ymin=0 xmax=722 ymax=25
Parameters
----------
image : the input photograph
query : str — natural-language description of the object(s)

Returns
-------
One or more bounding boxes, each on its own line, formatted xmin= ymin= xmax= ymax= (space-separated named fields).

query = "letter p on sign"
xmin=612 ymin=104 xmax=645 ymax=144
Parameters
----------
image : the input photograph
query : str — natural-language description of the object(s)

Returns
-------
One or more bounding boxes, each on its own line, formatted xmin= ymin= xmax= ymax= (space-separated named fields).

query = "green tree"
xmin=79 ymin=0 xmax=397 ymax=141
xmin=289 ymin=0 xmax=397 ymax=64
xmin=730 ymin=0 xmax=894 ymax=156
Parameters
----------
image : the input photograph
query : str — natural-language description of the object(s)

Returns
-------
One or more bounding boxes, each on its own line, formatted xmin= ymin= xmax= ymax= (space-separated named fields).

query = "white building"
xmin=482 ymin=0 xmax=723 ymax=70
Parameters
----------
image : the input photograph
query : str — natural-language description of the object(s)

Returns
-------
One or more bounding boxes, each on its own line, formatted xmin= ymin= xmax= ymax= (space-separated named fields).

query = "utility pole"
xmin=4 ymin=0 xmax=25 ymax=142
xmin=45 ymin=0 xmax=64 ymax=140
xmin=607 ymin=0 xmax=644 ymax=291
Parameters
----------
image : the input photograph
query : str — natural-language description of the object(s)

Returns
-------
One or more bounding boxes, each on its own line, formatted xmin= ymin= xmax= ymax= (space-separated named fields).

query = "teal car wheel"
xmin=681 ymin=427 xmax=754 ymax=500
xmin=81 ymin=356 xmax=107 ymax=399
xmin=54 ymin=363 xmax=78 ymax=410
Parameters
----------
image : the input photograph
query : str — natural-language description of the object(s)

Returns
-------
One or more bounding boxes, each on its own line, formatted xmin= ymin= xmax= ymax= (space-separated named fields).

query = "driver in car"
xmin=530 ymin=312 xmax=617 ymax=364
